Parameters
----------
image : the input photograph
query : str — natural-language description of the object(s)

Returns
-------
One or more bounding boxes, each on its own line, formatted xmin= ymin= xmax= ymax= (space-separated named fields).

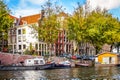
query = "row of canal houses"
xmin=8 ymin=12 xmax=73 ymax=56
xmin=0 ymin=11 xmax=119 ymax=58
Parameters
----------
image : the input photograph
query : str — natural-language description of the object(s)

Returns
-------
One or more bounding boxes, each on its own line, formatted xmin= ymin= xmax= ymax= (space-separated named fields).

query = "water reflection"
xmin=0 ymin=67 xmax=120 ymax=80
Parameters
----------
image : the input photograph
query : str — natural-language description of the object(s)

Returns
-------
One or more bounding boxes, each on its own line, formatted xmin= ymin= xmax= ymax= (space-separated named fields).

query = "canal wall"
xmin=0 ymin=52 xmax=35 ymax=65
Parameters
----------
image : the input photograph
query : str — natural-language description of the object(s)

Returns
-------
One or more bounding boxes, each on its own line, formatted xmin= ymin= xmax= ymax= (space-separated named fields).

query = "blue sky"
xmin=4 ymin=0 xmax=120 ymax=20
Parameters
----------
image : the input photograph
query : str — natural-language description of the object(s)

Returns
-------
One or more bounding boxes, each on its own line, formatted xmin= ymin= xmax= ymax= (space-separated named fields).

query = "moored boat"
xmin=75 ymin=62 xmax=90 ymax=67
xmin=75 ymin=60 xmax=93 ymax=67
xmin=55 ymin=60 xmax=71 ymax=68
xmin=0 ymin=57 xmax=55 ymax=70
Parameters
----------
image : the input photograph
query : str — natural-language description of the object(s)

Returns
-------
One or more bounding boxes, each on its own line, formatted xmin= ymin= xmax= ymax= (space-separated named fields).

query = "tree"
xmin=103 ymin=16 xmax=120 ymax=52
xmin=0 ymin=0 xmax=13 ymax=40
xmin=67 ymin=5 xmax=87 ymax=54
xmin=67 ymin=3 xmax=120 ymax=55
xmin=0 ymin=0 xmax=13 ymax=51
xmin=24 ymin=43 xmax=35 ymax=55
xmin=31 ymin=0 xmax=65 ymax=55
xmin=85 ymin=10 xmax=120 ymax=54
xmin=38 ymin=0 xmax=63 ymax=44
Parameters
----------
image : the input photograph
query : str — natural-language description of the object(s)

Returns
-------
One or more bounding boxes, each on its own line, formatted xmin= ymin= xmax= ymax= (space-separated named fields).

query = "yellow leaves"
xmin=38 ymin=13 xmax=61 ymax=43
xmin=88 ymin=28 xmax=98 ymax=37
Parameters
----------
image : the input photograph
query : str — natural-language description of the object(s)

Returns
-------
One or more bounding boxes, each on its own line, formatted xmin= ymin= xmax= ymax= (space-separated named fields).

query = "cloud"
xmin=26 ymin=0 xmax=47 ymax=5
xmin=11 ymin=0 xmax=64 ymax=17
xmin=10 ymin=0 xmax=43 ymax=17
xmin=12 ymin=8 xmax=41 ymax=17
xmin=87 ymin=0 xmax=120 ymax=10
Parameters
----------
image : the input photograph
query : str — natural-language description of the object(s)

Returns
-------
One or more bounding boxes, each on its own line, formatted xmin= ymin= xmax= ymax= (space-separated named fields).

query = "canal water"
xmin=0 ymin=66 xmax=120 ymax=80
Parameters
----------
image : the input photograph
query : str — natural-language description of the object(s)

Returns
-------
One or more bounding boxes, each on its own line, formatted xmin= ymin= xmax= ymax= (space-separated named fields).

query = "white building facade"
xmin=16 ymin=24 xmax=38 ymax=54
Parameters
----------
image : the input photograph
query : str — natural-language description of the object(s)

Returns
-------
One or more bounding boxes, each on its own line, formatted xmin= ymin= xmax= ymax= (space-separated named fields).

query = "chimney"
xmin=40 ymin=9 xmax=45 ymax=20
xmin=16 ymin=16 xmax=22 ymax=26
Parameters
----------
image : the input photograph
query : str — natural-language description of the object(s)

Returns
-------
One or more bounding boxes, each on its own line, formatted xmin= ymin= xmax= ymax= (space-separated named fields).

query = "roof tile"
xmin=20 ymin=14 xmax=41 ymax=25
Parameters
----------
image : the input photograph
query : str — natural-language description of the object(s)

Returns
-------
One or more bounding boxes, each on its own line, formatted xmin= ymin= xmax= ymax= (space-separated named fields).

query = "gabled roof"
xmin=9 ymin=12 xmax=68 ymax=26
xmin=20 ymin=14 xmax=41 ymax=25
xmin=9 ymin=14 xmax=18 ymax=20
xmin=9 ymin=14 xmax=20 ymax=26
xmin=9 ymin=14 xmax=41 ymax=25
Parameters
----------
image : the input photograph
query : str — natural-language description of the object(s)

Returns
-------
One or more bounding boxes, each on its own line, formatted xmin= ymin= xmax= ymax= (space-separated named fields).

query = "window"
xmin=39 ymin=44 xmax=41 ymax=50
xmin=64 ymin=37 xmax=66 ymax=42
xmin=60 ymin=44 xmax=62 ymax=49
xmin=28 ymin=60 xmax=31 ymax=62
xmin=42 ymin=44 xmax=44 ymax=50
xmin=13 ymin=29 xmax=16 ymax=34
xmin=22 ymin=29 xmax=26 ymax=34
xmin=14 ymin=45 xmax=16 ymax=49
xmin=40 ymin=60 xmax=44 ymax=64
xmin=23 ymin=45 xmax=26 ymax=49
xmin=19 ymin=45 xmax=21 ymax=50
xmin=18 ymin=36 xmax=21 ymax=42
xmin=34 ymin=60 xmax=39 ymax=64
xmin=35 ymin=44 xmax=38 ymax=49
xmin=22 ymin=36 xmax=26 ymax=42
xmin=18 ymin=29 xmax=21 ymax=35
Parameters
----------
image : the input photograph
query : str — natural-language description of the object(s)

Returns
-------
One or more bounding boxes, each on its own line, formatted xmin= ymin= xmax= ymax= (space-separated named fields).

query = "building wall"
xmin=8 ymin=23 xmax=51 ymax=55
xmin=55 ymin=30 xmax=73 ymax=56
xmin=16 ymin=24 xmax=38 ymax=54
xmin=8 ymin=27 xmax=17 ymax=53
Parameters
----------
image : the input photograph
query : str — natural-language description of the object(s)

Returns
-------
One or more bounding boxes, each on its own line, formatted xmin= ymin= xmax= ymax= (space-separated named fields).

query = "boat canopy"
xmin=24 ymin=57 xmax=45 ymax=66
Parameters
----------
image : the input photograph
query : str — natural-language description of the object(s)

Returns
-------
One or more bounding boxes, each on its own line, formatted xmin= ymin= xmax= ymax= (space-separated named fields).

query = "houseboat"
xmin=95 ymin=52 xmax=119 ymax=67
xmin=0 ymin=57 xmax=55 ymax=70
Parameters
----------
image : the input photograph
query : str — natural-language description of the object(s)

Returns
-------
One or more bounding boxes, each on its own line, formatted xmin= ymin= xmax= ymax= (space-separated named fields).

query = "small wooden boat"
xmin=75 ymin=62 xmax=90 ymax=67
xmin=0 ymin=57 xmax=55 ymax=70
xmin=55 ymin=60 xmax=71 ymax=68
xmin=75 ymin=60 xmax=92 ymax=67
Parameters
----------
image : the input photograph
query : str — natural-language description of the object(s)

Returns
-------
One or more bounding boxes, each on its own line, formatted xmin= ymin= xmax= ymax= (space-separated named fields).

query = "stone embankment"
xmin=0 ymin=52 xmax=72 ymax=66
xmin=0 ymin=52 xmax=35 ymax=65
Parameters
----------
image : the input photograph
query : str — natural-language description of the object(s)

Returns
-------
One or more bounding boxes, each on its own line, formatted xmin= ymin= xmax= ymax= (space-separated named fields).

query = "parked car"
xmin=71 ymin=55 xmax=77 ymax=59
xmin=88 ymin=56 xmax=95 ymax=60
xmin=59 ymin=53 xmax=68 ymax=57
xmin=66 ymin=54 xmax=72 ymax=59
xmin=82 ymin=55 xmax=95 ymax=60
xmin=71 ymin=54 xmax=82 ymax=59
xmin=75 ymin=54 xmax=82 ymax=59
xmin=59 ymin=53 xmax=72 ymax=59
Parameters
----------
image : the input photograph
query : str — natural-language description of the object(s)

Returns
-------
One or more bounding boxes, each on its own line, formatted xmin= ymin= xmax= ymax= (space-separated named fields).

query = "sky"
xmin=4 ymin=0 xmax=120 ymax=20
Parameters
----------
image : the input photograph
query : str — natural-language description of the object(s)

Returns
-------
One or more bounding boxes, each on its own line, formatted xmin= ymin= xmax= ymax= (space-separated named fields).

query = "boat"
xmin=0 ymin=57 xmax=55 ymax=70
xmin=55 ymin=60 xmax=71 ymax=68
xmin=75 ymin=60 xmax=92 ymax=67
xmin=75 ymin=62 xmax=90 ymax=67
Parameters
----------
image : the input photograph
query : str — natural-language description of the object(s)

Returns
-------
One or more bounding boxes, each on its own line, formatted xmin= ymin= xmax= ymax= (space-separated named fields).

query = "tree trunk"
xmin=110 ymin=43 xmax=114 ymax=52
xmin=95 ymin=46 xmax=100 ymax=55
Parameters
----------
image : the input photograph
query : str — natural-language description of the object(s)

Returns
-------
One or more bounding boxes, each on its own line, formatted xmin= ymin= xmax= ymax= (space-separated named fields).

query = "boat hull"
xmin=75 ymin=60 xmax=93 ymax=67
xmin=0 ymin=63 xmax=55 ymax=71
xmin=75 ymin=63 xmax=90 ymax=67
xmin=54 ymin=64 xmax=71 ymax=69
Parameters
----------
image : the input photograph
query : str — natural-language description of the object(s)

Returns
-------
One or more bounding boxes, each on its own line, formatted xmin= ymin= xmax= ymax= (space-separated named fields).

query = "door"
xmin=111 ymin=57 xmax=115 ymax=64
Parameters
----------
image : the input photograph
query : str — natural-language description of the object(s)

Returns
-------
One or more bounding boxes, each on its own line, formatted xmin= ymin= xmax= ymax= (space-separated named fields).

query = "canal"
xmin=0 ymin=66 xmax=120 ymax=80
